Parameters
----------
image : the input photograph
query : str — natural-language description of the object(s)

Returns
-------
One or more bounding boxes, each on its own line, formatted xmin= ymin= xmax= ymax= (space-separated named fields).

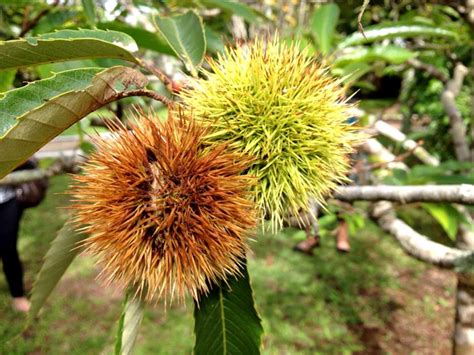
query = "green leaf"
xmin=422 ymin=203 xmax=463 ymax=240
xmin=32 ymin=9 xmax=79 ymax=35
xmin=0 ymin=66 xmax=148 ymax=178
xmin=29 ymin=223 xmax=85 ymax=320
xmin=81 ymin=0 xmax=96 ymax=26
xmin=0 ymin=70 xmax=16 ymax=92
xmin=1 ymin=0 xmax=42 ymax=4
xmin=98 ymin=22 xmax=174 ymax=55
xmin=200 ymin=0 xmax=263 ymax=23
xmin=404 ymin=162 xmax=474 ymax=185
xmin=310 ymin=3 xmax=340 ymax=55
xmin=35 ymin=59 xmax=105 ymax=79
xmin=332 ymin=61 xmax=371 ymax=85
xmin=194 ymin=261 xmax=263 ymax=355
xmin=0 ymin=29 xmax=139 ymax=70
xmin=80 ymin=141 xmax=96 ymax=155
xmin=205 ymin=27 xmax=225 ymax=54
xmin=318 ymin=214 xmax=338 ymax=231
xmin=338 ymin=24 xmax=457 ymax=48
xmin=342 ymin=213 xmax=365 ymax=235
xmin=335 ymin=45 xmax=415 ymax=67
xmin=154 ymin=10 xmax=206 ymax=76
xmin=115 ymin=291 xmax=145 ymax=355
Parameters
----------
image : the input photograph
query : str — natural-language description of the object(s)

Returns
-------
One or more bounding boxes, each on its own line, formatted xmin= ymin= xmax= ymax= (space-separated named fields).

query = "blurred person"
xmin=293 ymin=150 xmax=368 ymax=255
xmin=0 ymin=184 xmax=29 ymax=312
xmin=293 ymin=204 xmax=351 ymax=255
xmin=0 ymin=158 xmax=48 ymax=313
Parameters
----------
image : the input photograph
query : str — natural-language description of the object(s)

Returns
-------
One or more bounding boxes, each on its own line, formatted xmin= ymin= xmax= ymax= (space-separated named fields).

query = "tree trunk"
xmin=454 ymin=273 xmax=474 ymax=354
xmin=453 ymin=225 xmax=474 ymax=354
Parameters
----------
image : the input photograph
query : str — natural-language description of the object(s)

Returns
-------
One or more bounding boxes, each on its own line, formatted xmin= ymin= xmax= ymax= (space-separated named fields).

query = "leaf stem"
xmin=116 ymin=89 xmax=174 ymax=107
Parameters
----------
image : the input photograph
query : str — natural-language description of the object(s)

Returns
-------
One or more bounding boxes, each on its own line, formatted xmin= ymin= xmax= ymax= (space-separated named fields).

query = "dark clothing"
xmin=0 ymin=198 xmax=24 ymax=297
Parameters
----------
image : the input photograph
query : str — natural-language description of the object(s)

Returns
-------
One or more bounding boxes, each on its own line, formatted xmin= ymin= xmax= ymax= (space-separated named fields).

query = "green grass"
xmin=0 ymin=176 xmax=438 ymax=354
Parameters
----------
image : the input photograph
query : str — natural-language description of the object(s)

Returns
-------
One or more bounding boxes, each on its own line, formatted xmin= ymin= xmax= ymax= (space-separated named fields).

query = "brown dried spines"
xmin=70 ymin=111 xmax=256 ymax=303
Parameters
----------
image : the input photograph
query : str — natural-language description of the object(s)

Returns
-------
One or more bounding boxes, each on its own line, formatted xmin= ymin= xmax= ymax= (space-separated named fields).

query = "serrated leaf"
xmin=338 ymin=24 xmax=457 ymax=48
xmin=98 ymin=22 xmax=174 ymax=55
xmin=29 ymin=222 xmax=85 ymax=320
xmin=0 ymin=66 xmax=148 ymax=178
xmin=422 ymin=203 xmax=463 ymax=240
xmin=194 ymin=261 xmax=263 ymax=355
xmin=154 ymin=10 xmax=206 ymax=76
xmin=115 ymin=291 xmax=145 ymax=355
xmin=0 ymin=29 xmax=139 ymax=70
xmin=310 ymin=3 xmax=340 ymax=55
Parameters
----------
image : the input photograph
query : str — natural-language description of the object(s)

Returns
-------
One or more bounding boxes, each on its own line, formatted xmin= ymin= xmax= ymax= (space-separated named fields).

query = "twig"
xmin=357 ymin=141 xmax=420 ymax=172
xmin=406 ymin=58 xmax=449 ymax=83
xmin=357 ymin=0 xmax=370 ymax=39
xmin=116 ymin=89 xmax=174 ymax=107
xmin=20 ymin=0 xmax=60 ymax=37
xmin=362 ymin=138 xmax=408 ymax=171
xmin=374 ymin=120 xmax=440 ymax=166
xmin=139 ymin=60 xmax=180 ymax=94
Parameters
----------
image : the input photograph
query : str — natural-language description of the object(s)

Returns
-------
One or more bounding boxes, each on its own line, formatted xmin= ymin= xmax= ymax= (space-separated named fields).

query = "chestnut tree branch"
xmin=374 ymin=120 xmax=440 ymax=166
xmin=370 ymin=201 xmax=472 ymax=268
xmin=0 ymin=157 xmax=80 ymax=185
xmin=334 ymin=184 xmax=474 ymax=205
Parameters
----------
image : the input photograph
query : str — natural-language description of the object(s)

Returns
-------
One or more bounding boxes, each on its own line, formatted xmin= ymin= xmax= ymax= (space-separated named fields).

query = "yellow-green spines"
xmin=180 ymin=37 xmax=364 ymax=229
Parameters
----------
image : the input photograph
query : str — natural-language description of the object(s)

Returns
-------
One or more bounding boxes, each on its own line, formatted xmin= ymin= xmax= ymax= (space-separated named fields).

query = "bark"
xmin=334 ymin=184 xmax=474 ymax=205
xmin=454 ymin=203 xmax=474 ymax=354
xmin=374 ymin=120 xmax=440 ymax=166
xmin=442 ymin=63 xmax=470 ymax=162
xmin=0 ymin=156 xmax=80 ymax=185
xmin=454 ymin=272 xmax=474 ymax=355
xmin=370 ymin=201 xmax=473 ymax=268
xmin=439 ymin=54 xmax=474 ymax=354
xmin=362 ymin=138 xmax=408 ymax=171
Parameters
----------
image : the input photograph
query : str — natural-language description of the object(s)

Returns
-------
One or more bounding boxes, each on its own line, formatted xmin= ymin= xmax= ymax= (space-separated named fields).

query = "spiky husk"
xmin=70 ymin=112 xmax=256 ymax=302
xmin=180 ymin=37 xmax=364 ymax=229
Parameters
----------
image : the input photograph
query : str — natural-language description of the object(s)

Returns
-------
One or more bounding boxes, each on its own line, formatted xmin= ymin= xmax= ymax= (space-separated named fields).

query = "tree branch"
xmin=374 ymin=120 xmax=440 ymax=166
xmin=334 ymin=184 xmax=474 ymax=204
xmin=406 ymin=58 xmax=448 ymax=83
xmin=371 ymin=201 xmax=472 ymax=268
xmin=442 ymin=63 xmax=470 ymax=162
xmin=0 ymin=157 xmax=80 ymax=185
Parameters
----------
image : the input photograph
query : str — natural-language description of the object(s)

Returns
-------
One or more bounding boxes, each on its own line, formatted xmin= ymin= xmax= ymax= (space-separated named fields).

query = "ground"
xmin=0 ymin=176 xmax=457 ymax=354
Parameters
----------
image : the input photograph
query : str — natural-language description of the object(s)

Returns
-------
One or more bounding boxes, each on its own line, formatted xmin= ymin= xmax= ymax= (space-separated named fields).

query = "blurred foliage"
xmin=1 ymin=0 xmax=474 ymax=353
